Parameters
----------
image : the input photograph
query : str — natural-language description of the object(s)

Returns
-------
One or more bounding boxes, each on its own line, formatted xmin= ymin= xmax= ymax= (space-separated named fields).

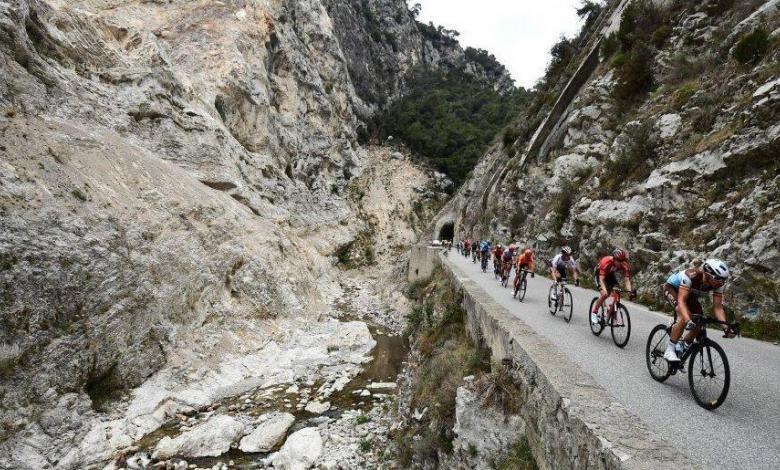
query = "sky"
xmin=413 ymin=0 xmax=585 ymax=89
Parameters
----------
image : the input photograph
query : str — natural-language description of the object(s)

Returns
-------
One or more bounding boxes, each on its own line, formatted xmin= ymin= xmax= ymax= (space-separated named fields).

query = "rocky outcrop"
xmin=271 ymin=427 xmax=324 ymax=470
xmin=437 ymin=0 xmax=780 ymax=317
xmin=0 ymin=0 xmax=481 ymax=467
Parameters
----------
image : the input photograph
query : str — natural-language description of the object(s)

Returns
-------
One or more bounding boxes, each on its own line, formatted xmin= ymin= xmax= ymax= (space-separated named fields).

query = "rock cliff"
xmin=439 ymin=0 xmax=780 ymax=319
xmin=0 ymin=0 xmax=508 ymax=468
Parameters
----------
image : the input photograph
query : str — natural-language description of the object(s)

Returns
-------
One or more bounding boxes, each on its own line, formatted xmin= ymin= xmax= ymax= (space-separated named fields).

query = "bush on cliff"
xmin=612 ymin=40 xmax=655 ymax=107
xmin=733 ymin=28 xmax=770 ymax=65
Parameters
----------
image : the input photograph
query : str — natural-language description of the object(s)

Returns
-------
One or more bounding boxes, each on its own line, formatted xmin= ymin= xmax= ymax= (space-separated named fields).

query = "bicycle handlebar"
xmin=697 ymin=317 xmax=741 ymax=337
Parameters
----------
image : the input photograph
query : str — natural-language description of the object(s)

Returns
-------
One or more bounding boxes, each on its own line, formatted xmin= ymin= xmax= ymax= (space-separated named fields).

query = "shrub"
xmin=0 ymin=343 xmax=20 ymax=379
xmin=355 ymin=414 xmax=372 ymax=425
xmin=496 ymin=438 xmax=537 ymax=470
xmin=651 ymin=25 xmax=672 ymax=49
xmin=733 ymin=28 xmax=770 ymax=65
xmin=672 ymin=81 xmax=698 ymax=109
xmin=705 ymin=0 xmax=734 ymax=16
xmin=692 ymin=105 xmax=718 ymax=133
xmin=552 ymin=179 xmax=576 ymax=234
xmin=359 ymin=439 xmax=373 ymax=452
xmin=601 ymin=122 xmax=657 ymax=192
xmin=601 ymin=33 xmax=620 ymax=59
xmin=502 ymin=126 xmax=522 ymax=148
xmin=666 ymin=51 xmax=709 ymax=84
xmin=475 ymin=364 xmax=522 ymax=415
xmin=612 ymin=40 xmax=655 ymax=106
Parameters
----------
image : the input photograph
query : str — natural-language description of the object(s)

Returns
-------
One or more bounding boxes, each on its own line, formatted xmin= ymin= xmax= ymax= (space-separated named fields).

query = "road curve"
xmin=446 ymin=252 xmax=780 ymax=470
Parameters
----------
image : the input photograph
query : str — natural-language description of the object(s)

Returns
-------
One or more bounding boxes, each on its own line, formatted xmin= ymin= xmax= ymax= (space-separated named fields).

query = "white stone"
xmin=367 ymin=382 xmax=397 ymax=390
xmin=304 ymin=400 xmax=331 ymax=414
xmin=153 ymin=415 xmax=245 ymax=459
xmin=239 ymin=412 xmax=295 ymax=453
xmin=656 ymin=114 xmax=682 ymax=139
xmin=271 ymin=428 xmax=323 ymax=470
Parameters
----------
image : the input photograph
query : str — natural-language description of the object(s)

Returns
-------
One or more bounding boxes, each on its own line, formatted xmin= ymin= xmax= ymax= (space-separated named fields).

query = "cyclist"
xmin=501 ymin=246 xmax=514 ymax=279
xmin=463 ymin=239 xmax=471 ymax=257
xmin=591 ymin=249 xmax=635 ymax=326
xmin=492 ymin=244 xmax=504 ymax=275
xmin=479 ymin=239 xmax=491 ymax=271
xmin=471 ymin=240 xmax=479 ymax=262
xmin=661 ymin=259 xmax=733 ymax=362
xmin=513 ymin=248 xmax=536 ymax=291
xmin=550 ymin=246 xmax=579 ymax=297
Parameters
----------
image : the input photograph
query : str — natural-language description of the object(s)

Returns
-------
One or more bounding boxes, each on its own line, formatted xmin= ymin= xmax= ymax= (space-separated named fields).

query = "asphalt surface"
xmin=448 ymin=252 xmax=780 ymax=470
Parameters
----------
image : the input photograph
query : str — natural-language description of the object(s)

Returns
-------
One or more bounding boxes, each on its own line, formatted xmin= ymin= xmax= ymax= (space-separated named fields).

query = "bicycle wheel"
xmin=501 ymin=272 xmax=509 ymax=288
xmin=688 ymin=340 xmax=730 ymax=410
xmin=610 ymin=305 xmax=631 ymax=348
xmin=562 ymin=288 xmax=573 ymax=323
xmin=548 ymin=285 xmax=557 ymax=315
xmin=518 ymin=278 xmax=527 ymax=302
xmin=588 ymin=298 xmax=604 ymax=336
xmin=645 ymin=324 xmax=672 ymax=382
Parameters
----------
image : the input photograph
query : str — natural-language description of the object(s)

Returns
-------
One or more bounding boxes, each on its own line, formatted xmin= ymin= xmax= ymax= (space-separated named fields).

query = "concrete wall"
xmin=436 ymin=254 xmax=698 ymax=470
xmin=407 ymin=245 xmax=440 ymax=283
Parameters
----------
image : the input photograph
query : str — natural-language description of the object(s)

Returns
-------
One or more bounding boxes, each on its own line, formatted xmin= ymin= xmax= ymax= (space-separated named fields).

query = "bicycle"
xmin=472 ymin=250 xmax=478 ymax=263
xmin=645 ymin=312 xmax=740 ymax=410
xmin=548 ymin=279 xmax=573 ymax=322
xmin=493 ymin=258 xmax=502 ymax=280
xmin=480 ymin=252 xmax=489 ymax=273
xmin=588 ymin=288 xmax=632 ymax=348
xmin=500 ymin=262 xmax=512 ymax=287
xmin=513 ymin=269 xmax=532 ymax=301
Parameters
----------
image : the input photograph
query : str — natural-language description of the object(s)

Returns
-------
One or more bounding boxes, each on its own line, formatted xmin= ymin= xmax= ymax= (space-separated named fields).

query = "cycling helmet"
xmin=497 ymin=244 xmax=502 ymax=248
xmin=561 ymin=246 xmax=572 ymax=255
xmin=524 ymin=248 xmax=533 ymax=255
xmin=703 ymin=259 xmax=729 ymax=280
xmin=613 ymin=249 xmax=627 ymax=261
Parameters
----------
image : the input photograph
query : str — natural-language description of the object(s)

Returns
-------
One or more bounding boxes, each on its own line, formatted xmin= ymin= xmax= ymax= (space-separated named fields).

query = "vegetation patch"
xmin=733 ymin=28 xmax=770 ymax=65
xmin=496 ymin=437 xmax=537 ymax=470
xmin=601 ymin=122 xmax=657 ymax=193
xmin=394 ymin=271 xmax=491 ymax=466
xmin=370 ymin=69 xmax=531 ymax=188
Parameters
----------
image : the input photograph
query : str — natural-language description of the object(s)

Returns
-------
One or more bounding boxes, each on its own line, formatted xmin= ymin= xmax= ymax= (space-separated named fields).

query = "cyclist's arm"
xmin=712 ymin=293 xmax=727 ymax=324
xmin=599 ymin=275 xmax=608 ymax=294
xmin=676 ymin=287 xmax=692 ymax=319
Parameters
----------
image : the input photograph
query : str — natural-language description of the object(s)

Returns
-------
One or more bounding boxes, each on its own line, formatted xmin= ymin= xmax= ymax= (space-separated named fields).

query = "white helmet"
xmin=703 ymin=259 xmax=729 ymax=280
xmin=561 ymin=246 xmax=572 ymax=255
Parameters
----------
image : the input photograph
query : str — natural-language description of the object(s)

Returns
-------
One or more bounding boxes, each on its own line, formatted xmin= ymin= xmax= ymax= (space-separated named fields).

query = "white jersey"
xmin=551 ymin=254 xmax=577 ymax=270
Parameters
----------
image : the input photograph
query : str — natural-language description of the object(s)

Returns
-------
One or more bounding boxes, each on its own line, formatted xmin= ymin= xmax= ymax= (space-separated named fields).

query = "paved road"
xmin=447 ymin=253 xmax=780 ymax=470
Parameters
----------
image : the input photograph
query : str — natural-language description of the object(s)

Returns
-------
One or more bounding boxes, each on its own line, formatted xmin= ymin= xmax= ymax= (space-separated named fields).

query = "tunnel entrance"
xmin=438 ymin=222 xmax=454 ymax=242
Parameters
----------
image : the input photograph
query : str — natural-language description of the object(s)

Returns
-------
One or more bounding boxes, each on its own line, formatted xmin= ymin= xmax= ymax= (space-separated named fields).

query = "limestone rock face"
xmin=0 ymin=0 xmax=480 ymax=468
xmin=239 ymin=412 xmax=296 ymax=453
xmin=450 ymin=383 xmax=525 ymax=470
xmin=153 ymin=415 xmax=246 ymax=459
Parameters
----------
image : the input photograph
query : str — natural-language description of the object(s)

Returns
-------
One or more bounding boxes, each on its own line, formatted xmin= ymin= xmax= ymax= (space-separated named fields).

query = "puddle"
xmin=133 ymin=321 xmax=408 ymax=468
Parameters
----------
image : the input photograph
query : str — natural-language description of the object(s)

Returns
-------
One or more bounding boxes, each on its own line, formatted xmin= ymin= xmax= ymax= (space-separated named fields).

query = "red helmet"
xmin=613 ymin=249 xmax=628 ymax=261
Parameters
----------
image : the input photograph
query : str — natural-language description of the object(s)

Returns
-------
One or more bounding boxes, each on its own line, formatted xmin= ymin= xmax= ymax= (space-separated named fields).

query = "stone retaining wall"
xmin=437 ymin=254 xmax=698 ymax=470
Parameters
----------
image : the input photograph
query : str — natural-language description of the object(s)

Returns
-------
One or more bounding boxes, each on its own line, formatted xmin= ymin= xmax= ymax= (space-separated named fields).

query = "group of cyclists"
xmin=456 ymin=239 xmax=736 ymax=363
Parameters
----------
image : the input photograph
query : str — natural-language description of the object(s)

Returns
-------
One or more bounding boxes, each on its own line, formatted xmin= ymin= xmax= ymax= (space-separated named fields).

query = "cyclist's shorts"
xmin=555 ymin=266 xmax=567 ymax=280
xmin=664 ymin=283 xmax=704 ymax=317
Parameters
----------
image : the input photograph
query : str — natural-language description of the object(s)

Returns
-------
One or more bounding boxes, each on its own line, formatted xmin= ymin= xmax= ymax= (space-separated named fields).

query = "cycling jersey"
xmin=516 ymin=251 xmax=535 ymax=270
xmin=502 ymin=250 xmax=513 ymax=262
xmin=666 ymin=269 xmax=724 ymax=296
xmin=598 ymin=256 xmax=631 ymax=279
xmin=493 ymin=247 xmax=504 ymax=258
xmin=480 ymin=241 xmax=490 ymax=252
xmin=551 ymin=254 xmax=577 ymax=270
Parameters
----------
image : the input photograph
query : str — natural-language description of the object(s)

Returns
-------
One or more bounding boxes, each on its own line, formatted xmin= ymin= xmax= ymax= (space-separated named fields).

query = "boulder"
xmin=239 ymin=412 xmax=295 ymax=453
xmin=271 ymin=427 xmax=323 ymax=470
xmin=153 ymin=415 xmax=245 ymax=459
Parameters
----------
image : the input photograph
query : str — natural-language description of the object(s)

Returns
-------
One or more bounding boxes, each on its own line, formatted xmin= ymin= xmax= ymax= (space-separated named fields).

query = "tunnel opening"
xmin=438 ymin=222 xmax=454 ymax=242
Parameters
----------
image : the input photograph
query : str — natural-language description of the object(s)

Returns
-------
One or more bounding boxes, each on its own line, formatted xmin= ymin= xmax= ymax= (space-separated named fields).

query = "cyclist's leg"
xmin=681 ymin=298 xmax=703 ymax=344
xmin=670 ymin=299 xmax=692 ymax=343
